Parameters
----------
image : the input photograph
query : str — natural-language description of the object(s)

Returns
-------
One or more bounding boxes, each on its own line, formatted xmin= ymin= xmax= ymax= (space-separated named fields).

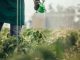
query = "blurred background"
xmin=3 ymin=0 xmax=80 ymax=29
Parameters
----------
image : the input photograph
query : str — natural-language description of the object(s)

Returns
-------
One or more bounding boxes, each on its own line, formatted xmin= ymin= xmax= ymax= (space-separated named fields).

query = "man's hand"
xmin=33 ymin=0 xmax=40 ymax=11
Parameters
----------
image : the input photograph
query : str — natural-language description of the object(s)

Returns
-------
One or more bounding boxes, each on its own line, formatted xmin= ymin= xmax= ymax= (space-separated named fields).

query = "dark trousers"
xmin=0 ymin=22 xmax=22 ymax=36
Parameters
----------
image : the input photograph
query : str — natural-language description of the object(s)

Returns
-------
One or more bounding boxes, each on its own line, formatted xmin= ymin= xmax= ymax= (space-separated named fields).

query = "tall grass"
xmin=0 ymin=28 xmax=80 ymax=60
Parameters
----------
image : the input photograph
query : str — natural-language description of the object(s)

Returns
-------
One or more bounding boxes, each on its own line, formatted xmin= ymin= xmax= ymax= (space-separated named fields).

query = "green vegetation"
xmin=0 ymin=28 xmax=80 ymax=60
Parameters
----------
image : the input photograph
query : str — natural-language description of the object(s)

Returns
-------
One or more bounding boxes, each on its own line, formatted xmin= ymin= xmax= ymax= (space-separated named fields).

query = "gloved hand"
xmin=34 ymin=0 xmax=46 ymax=13
xmin=37 ymin=3 xmax=46 ymax=13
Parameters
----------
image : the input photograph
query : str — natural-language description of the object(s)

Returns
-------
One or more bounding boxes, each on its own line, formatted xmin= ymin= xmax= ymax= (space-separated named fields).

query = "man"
xmin=0 ymin=0 xmax=24 ymax=36
xmin=0 ymin=0 xmax=40 ymax=36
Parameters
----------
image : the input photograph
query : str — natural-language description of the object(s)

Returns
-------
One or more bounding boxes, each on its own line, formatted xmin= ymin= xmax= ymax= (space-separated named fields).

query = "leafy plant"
xmin=0 ymin=28 xmax=80 ymax=60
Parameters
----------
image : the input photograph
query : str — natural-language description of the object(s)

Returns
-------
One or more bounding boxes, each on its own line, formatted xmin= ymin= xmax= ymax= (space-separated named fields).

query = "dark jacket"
xmin=0 ymin=0 xmax=24 ymax=26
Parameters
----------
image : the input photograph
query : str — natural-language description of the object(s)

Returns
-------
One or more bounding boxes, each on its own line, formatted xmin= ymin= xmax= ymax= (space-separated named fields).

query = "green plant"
xmin=0 ymin=28 xmax=80 ymax=60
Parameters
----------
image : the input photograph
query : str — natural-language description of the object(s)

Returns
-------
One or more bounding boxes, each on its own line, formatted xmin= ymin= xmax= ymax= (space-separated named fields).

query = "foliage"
xmin=0 ymin=28 xmax=80 ymax=60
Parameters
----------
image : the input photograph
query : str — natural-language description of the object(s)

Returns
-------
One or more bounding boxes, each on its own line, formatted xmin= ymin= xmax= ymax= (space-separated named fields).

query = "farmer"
xmin=0 ymin=0 xmax=24 ymax=36
xmin=0 ymin=0 xmax=43 ymax=36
